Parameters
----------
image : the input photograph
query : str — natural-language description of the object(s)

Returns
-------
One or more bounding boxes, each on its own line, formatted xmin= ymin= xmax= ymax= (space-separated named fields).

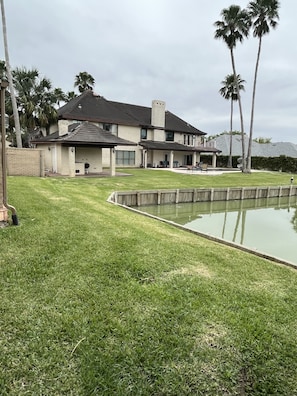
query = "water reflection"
xmin=137 ymin=196 xmax=297 ymax=265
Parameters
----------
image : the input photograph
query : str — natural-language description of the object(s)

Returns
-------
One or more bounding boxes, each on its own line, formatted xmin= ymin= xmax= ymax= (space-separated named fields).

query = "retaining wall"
xmin=111 ymin=185 xmax=297 ymax=207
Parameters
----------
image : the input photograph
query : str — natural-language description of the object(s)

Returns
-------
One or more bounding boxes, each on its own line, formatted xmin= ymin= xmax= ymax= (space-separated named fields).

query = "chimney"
xmin=151 ymin=100 xmax=165 ymax=128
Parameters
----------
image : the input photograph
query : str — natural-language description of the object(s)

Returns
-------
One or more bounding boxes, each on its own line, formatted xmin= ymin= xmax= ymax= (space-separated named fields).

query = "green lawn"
xmin=1 ymin=170 xmax=297 ymax=395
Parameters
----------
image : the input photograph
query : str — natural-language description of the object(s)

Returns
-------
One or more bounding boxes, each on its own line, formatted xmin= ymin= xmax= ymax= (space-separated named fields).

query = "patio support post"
xmin=68 ymin=147 xmax=76 ymax=177
xmin=212 ymin=153 xmax=217 ymax=168
xmin=192 ymin=152 xmax=197 ymax=166
xmin=169 ymin=150 xmax=174 ymax=168
xmin=143 ymin=149 xmax=147 ymax=168
xmin=110 ymin=147 xmax=116 ymax=176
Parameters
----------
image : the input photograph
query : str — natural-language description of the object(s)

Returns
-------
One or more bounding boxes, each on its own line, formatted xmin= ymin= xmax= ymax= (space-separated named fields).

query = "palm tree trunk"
xmin=230 ymin=49 xmax=246 ymax=172
xmin=0 ymin=0 xmax=22 ymax=148
xmin=227 ymin=99 xmax=234 ymax=168
xmin=247 ymin=36 xmax=262 ymax=173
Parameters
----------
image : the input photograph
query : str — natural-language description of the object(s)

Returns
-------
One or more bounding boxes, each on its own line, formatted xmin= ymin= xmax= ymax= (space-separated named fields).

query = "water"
xmin=136 ymin=196 xmax=297 ymax=265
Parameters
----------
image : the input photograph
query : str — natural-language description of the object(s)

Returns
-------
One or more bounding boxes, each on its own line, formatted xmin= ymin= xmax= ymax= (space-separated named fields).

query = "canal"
xmin=135 ymin=196 xmax=297 ymax=266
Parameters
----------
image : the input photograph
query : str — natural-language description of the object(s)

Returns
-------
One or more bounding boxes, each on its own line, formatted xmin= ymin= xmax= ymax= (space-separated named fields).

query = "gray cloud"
xmin=2 ymin=0 xmax=296 ymax=142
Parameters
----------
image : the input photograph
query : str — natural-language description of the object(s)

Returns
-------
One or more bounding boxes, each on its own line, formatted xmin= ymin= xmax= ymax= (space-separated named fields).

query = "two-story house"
xmin=32 ymin=90 xmax=220 ymax=176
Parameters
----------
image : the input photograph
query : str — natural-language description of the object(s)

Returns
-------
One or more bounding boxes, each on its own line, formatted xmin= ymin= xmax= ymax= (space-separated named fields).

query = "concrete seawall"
xmin=108 ymin=185 xmax=297 ymax=270
xmin=110 ymin=185 xmax=297 ymax=207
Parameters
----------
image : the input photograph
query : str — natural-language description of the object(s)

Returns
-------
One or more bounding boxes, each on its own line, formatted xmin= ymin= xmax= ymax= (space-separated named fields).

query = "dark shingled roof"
xmin=139 ymin=140 xmax=221 ymax=153
xmin=32 ymin=122 xmax=136 ymax=147
xmin=58 ymin=90 xmax=206 ymax=136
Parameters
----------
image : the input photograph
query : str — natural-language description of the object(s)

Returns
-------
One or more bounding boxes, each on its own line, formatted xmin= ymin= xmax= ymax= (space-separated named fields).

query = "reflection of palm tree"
xmin=233 ymin=210 xmax=241 ymax=243
xmin=240 ymin=210 xmax=246 ymax=244
xmin=214 ymin=5 xmax=251 ymax=172
xmin=219 ymin=74 xmax=245 ymax=167
xmin=246 ymin=0 xmax=280 ymax=173
xmin=290 ymin=208 xmax=297 ymax=232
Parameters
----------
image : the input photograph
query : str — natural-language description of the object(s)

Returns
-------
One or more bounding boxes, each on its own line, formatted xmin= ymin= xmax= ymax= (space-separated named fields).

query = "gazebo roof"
xmin=32 ymin=121 xmax=136 ymax=147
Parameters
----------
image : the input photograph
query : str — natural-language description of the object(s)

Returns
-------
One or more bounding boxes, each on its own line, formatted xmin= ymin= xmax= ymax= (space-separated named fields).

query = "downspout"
xmin=1 ymin=80 xmax=18 ymax=225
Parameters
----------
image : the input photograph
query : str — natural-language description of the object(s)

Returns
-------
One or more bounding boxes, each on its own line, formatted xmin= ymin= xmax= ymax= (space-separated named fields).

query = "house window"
xmin=103 ymin=123 xmax=112 ymax=132
xmin=140 ymin=128 xmax=147 ymax=140
xmin=116 ymin=150 xmax=135 ymax=165
xmin=103 ymin=123 xmax=118 ymax=136
xmin=184 ymin=134 xmax=194 ymax=146
xmin=165 ymin=131 xmax=174 ymax=141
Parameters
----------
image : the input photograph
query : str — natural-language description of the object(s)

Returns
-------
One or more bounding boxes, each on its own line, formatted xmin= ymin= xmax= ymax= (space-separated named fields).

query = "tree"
xmin=53 ymin=87 xmax=66 ymax=107
xmin=214 ymin=5 xmax=251 ymax=172
xmin=11 ymin=67 xmax=60 ymax=142
xmin=74 ymin=72 xmax=95 ymax=93
xmin=246 ymin=0 xmax=280 ymax=172
xmin=0 ymin=0 xmax=22 ymax=147
xmin=65 ymin=91 xmax=78 ymax=102
xmin=219 ymin=74 xmax=246 ymax=167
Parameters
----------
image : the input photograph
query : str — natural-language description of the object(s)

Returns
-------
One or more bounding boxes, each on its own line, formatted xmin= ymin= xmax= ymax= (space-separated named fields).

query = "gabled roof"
xmin=208 ymin=134 xmax=297 ymax=158
xmin=58 ymin=90 xmax=206 ymax=136
xmin=139 ymin=140 xmax=221 ymax=153
xmin=32 ymin=122 xmax=136 ymax=147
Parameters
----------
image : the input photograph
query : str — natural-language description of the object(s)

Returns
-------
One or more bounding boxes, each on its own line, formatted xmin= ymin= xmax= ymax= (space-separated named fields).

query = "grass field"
xmin=1 ymin=169 xmax=297 ymax=395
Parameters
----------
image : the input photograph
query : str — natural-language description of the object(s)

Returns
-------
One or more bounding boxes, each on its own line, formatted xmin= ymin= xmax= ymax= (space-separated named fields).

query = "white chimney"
xmin=151 ymin=100 xmax=165 ymax=128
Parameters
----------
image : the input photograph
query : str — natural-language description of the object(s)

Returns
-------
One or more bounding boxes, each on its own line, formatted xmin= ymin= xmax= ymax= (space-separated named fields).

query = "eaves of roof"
xmin=32 ymin=121 xmax=136 ymax=147
xmin=139 ymin=140 xmax=221 ymax=153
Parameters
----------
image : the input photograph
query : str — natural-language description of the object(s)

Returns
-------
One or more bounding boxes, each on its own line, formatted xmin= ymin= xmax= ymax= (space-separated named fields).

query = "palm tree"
xmin=214 ymin=5 xmax=251 ymax=172
xmin=219 ymin=74 xmax=246 ymax=167
xmin=0 ymin=0 xmax=22 ymax=147
xmin=246 ymin=0 xmax=280 ymax=172
xmin=74 ymin=72 xmax=95 ymax=93
xmin=65 ymin=91 xmax=78 ymax=102
xmin=11 ymin=67 xmax=59 ymax=139
xmin=53 ymin=87 xmax=66 ymax=107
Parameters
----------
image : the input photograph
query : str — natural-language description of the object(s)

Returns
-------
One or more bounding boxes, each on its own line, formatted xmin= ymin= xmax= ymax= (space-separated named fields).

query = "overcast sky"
xmin=2 ymin=0 xmax=296 ymax=143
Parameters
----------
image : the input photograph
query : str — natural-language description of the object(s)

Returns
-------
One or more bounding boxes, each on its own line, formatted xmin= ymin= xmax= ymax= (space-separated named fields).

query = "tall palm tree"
xmin=214 ymin=5 xmax=251 ymax=172
xmin=246 ymin=0 xmax=280 ymax=172
xmin=219 ymin=74 xmax=246 ymax=167
xmin=12 ymin=67 xmax=59 ymax=138
xmin=74 ymin=72 xmax=95 ymax=93
xmin=0 ymin=0 xmax=22 ymax=147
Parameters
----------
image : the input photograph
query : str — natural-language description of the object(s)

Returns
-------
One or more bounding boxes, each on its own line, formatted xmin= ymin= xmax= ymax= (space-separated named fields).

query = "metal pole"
xmin=1 ymin=80 xmax=18 ymax=225
xmin=1 ymin=80 xmax=7 ymax=203
xmin=0 ymin=80 xmax=8 ymax=222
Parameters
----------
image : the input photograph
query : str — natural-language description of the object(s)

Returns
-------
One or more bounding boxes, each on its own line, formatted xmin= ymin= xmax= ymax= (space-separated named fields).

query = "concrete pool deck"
xmin=149 ymin=167 xmax=244 ymax=175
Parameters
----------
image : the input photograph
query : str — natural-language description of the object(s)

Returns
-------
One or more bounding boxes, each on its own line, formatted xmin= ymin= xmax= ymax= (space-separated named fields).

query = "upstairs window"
xmin=103 ymin=123 xmax=118 ymax=136
xmin=141 ymin=128 xmax=147 ymax=140
xmin=184 ymin=134 xmax=194 ymax=146
xmin=165 ymin=131 xmax=174 ymax=142
xmin=103 ymin=123 xmax=112 ymax=132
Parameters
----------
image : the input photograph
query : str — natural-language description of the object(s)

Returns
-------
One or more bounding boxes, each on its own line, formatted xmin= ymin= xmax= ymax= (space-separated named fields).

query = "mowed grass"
xmin=1 ymin=170 xmax=297 ymax=395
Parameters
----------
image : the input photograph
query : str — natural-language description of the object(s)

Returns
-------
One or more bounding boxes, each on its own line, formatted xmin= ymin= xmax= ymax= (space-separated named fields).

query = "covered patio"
xmin=32 ymin=122 xmax=136 ymax=177
xmin=139 ymin=141 xmax=221 ymax=169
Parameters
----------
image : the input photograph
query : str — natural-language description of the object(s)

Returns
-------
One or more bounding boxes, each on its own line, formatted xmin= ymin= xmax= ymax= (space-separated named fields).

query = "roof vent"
xmin=78 ymin=104 xmax=82 ymax=109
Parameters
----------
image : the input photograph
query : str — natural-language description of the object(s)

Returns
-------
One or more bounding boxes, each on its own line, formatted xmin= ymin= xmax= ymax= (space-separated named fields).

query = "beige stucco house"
xmin=32 ymin=90 xmax=220 ymax=176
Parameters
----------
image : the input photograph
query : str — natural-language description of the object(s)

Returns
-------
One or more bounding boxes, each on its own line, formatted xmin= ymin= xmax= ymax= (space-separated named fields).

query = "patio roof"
xmin=139 ymin=140 xmax=221 ymax=153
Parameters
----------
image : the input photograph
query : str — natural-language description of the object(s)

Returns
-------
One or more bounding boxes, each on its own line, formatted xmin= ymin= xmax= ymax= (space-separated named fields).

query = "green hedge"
xmin=202 ymin=155 xmax=297 ymax=173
